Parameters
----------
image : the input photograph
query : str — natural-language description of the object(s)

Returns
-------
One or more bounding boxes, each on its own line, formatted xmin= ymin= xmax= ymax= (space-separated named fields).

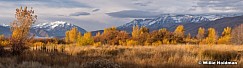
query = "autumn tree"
xmin=173 ymin=25 xmax=185 ymax=43
xmin=174 ymin=25 xmax=184 ymax=37
xmin=197 ymin=27 xmax=205 ymax=40
xmin=10 ymin=6 xmax=37 ymax=55
xmin=218 ymin=27 xmax=231 ymax=44
xmin=0 ymin=35 xmax=5 ymax=55
xmin=94 ymin=27 xmax=129 ymax=45
xmin=65 ymin=31 xmax=70 ymax=43
xmin=131 ymin=26 xmax=149 ymax=45
xmin=231 ymin=24 xmax=243 ymax=45
xmin=202 ymin=28 xmax=217 ymax=44
xmin=146 ymin=28 xmax=172 ymax=45
xmin=77 ymin=32 xmax=94 ymax=46
xmin=65 ymin=27 xmax=80 ymax=43
xmin=69 ymin=27 xmax=79 ymax=43
xmin=185 ymin=33 xmax=192 ymax=44
xmin=132 ymin=25 xmax=140 ymax=38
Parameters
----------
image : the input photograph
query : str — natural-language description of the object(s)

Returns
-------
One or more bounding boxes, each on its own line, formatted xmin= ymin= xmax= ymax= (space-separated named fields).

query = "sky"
xmin=0 ymin=0 xmax=243 ymax=31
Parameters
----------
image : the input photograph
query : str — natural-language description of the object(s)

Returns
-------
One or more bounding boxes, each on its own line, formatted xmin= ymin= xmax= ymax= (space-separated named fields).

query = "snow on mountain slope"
xmin=32 ymin=21 xmax=86 ymax=37
xmin=33 ymin=21 xmax=71 ymax=29
xmin=118 ymin=14 xmax=210 ymax=28
xmin=118 ymin=14 xmax=243 ymax=29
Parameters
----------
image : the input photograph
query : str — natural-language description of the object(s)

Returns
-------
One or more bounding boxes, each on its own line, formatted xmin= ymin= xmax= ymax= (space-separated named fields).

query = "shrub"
xmin=0 ymin=40 xmax=10 ymax=47
xmin=33 ymin=42 xmax=44 ymax=47
xmin=152 ymin=41 xmax=162 ymax=46
xmin=93 ymin=42 xmax=102 ymax=47
xmin=126 ymin=40 xmax=138 ymax=46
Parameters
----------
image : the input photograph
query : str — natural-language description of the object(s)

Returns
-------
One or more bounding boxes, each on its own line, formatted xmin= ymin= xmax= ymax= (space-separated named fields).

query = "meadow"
xmin=0 ymin=44 xmax=243 ymax=68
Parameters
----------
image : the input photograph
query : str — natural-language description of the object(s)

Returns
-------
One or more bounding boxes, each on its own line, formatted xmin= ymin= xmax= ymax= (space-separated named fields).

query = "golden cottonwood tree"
xmin=65 ymin=27 xmax=80 ymax=43
xmin=174 ymin=25 xmax=184 ymax=37
xmin=69 ymin=27 xmax=78 ymax=43
xmin=94 ymin=27 xmax=129 ymax=45
xmin=218 ymin=27 xmax=231 ymax=44
xmin=173 ymin=25 xmax=185 ymax=43
xmin=65 ymin=31 xmax=70 ymax=43
xmin=77 ymin=32 xmax=94 ymax=46
xmin=185 ymin=33 xmax=191 ymax=44
xmin=197 ymin=27 xmax=205 ymax=40
xmin=131 ymin=26 xmax=149 ymax=45
xmin=202 ymin=28 xmax=217 ymax=44
xmin=132 ymin=25 xmax=140 ymax=38
xmin=146 ymin=28 xmax=172 ymax=45
xmin=10 ymin=6 xmax=37 ymax=55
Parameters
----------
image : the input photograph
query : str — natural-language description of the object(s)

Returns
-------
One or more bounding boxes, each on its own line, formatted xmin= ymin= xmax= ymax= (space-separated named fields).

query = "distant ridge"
xmin=0 ymin=21 xmax=87 ymax=38
xmin=91 ymin=14 xmax=243 ymax=36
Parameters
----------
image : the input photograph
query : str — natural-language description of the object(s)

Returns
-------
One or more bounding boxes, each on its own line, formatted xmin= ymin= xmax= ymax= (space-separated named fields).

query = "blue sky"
xmin=0 ymin=0 xmax=243 ymax=31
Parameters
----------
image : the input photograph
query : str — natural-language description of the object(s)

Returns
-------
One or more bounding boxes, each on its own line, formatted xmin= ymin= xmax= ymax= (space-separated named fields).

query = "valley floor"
xmin=1 ymin=44 xmax=243 ymax=68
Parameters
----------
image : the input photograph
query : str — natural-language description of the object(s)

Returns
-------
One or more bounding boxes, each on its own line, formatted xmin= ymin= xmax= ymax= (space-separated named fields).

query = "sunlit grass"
xmin=1 ymin=44 xmax=243 ymax=68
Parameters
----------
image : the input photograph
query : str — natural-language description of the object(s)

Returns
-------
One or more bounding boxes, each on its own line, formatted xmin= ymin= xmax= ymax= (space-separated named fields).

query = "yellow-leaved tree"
xmin=132 ymin=25 xmax=140 ymax=38
xmin=65 ymin=27 xmax=80 ymax=43
xmin=197 ymin=27 xmax=205 ymax=40
xmin=77 ymin=32 xmax=94 ymax=46
xmin=174 ymin=25 xmax=184 ymax=37
xmin=202 ymin=28 xmax=217 ymax=45
xmin=10 ymin=6 xmax=37 ymax=55
xmin=65 ymin=31 xmax=70 ymax=43
xmin=218 ymin=27 xmax=231 ymax=44
xmin=131 ymin=26 xmax=149 ymax=45
xmin=197 ymin=27 xmax=205 ymax=44
xmin=173 ymin=25 xmax=185 ymax=43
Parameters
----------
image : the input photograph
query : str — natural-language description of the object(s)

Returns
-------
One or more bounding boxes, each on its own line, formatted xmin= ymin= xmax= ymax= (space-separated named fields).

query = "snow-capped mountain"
xmin=118 ymin=14 xmax=210 ymax=28
xmin=31 ymin=21 xmax=86 ymax=37
xmin=118 ymin=14 xmax=243 ymax=29
xmin=1 ymin=24 xmax=10 ymax=27
xmin=0 ymin=21 xmax=86 ymax=38
xmin=0 ymin=24 xmax=11 ymax=36
xmin=116 ymin=14 xmax=243 ymax=36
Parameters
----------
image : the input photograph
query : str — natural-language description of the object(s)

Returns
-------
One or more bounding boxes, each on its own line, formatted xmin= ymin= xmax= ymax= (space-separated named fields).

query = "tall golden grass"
xmin=0 ymin=44 xmax=243 ymax=68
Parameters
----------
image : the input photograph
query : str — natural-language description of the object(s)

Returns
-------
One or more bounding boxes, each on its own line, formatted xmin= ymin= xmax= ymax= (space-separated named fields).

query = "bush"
xmin=93 ymin=42 xmax=102 ymax=47
xmin=126 ymin=40 xmax=138 ymax=46
xmin=0 ymin=40 xmax=10 ymax=47
xmin=33 ymin=42 xmax=44 ymax=47
xmin=152 ymin=41 xmax=162 ymax=46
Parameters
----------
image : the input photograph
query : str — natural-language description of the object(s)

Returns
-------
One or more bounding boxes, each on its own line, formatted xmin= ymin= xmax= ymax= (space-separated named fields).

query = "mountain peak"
xmin=1 ymin=24 xmax=10 ymax=27
xmin=33 ymin=21 xmax=72 ymax=29
xmin=50 ymin=21 xmax=70 ymax=25
xmin=31 ymin=21 xmax=86 ymax=37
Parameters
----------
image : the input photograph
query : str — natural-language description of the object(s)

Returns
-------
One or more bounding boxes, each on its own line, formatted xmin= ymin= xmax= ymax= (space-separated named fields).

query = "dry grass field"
xmin=1 ymin=44 xmax=243 ymax=68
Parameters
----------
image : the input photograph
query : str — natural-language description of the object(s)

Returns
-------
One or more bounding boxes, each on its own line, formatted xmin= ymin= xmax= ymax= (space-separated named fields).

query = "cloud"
xmin=106 ymin=10 xmax=161 ymax=18
xmin=133 ymin=1 xmax=152 ymax=6
xmin=69 ymin=12 xmax=91 ymax=16
xmin=196 ymin=0 xmax=242 ymax=7
xmin=92 ymin=9 xmax=100 ymax=12
xmin=0 ymin=0 xmax=91 ymax=8
xmin=192 ymin=0 xmax=243 ymax=12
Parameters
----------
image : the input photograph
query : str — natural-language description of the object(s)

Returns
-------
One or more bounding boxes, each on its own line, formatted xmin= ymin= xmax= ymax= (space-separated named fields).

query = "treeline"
xmin=64 ymin=24 xmax=243 ymax=46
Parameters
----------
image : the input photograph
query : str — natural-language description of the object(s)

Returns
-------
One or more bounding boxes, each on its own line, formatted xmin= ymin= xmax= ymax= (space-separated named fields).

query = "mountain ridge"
xmin=0 ymin=21 xmax=87 ymax=38
xmin=116 ymin=14 xmax=243 ymax=36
